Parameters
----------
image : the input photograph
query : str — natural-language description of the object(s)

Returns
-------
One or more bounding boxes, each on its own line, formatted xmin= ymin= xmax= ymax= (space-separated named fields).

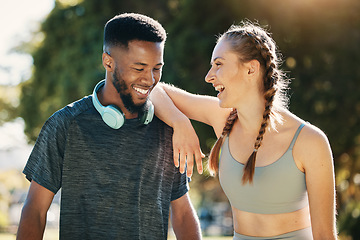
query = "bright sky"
xmin=0 ymin=0 xmax=54 ymax=86
xmin=0 ymin=0 xmax=54 ymax=169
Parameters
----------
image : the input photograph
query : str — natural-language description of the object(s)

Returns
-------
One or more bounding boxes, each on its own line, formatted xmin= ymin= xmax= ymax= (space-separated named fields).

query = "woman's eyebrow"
xmin=210 ymin=57 xmax=225 ymax=64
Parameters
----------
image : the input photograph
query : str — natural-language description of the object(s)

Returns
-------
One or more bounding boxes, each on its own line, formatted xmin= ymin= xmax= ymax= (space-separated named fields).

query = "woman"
xmin=151 ymin=22 xmax=337 ymax=239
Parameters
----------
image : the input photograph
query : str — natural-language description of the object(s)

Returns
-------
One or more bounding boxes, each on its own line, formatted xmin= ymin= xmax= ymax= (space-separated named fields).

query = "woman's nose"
xmin=205 ymin=68 xmax=215 ymax=83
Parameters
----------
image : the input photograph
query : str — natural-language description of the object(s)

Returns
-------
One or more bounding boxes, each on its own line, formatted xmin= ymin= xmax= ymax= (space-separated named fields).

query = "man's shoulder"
xmin=151 ymin=116 xmax=173 ymax=133
xmin=47 ymin=95 xmax=93 ymax=128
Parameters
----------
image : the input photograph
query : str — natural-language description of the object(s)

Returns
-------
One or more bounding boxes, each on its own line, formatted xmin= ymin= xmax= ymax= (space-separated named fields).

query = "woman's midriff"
xmin=232 ymin=205 xmax=311 ymax=237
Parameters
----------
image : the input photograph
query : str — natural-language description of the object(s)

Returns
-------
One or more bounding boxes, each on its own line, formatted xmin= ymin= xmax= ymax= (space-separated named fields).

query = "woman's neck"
xmin=235 ymin=96 xmax=266 ymax=134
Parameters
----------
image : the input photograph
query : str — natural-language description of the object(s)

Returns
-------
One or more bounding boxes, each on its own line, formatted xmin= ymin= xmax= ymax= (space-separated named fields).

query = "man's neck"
xmin=98 ymin=80 xmax=139 ymax=119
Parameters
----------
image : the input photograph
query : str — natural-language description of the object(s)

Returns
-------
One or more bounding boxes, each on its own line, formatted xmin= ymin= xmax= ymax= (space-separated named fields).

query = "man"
xmin=17 ymin=13 xmax=201 ymax=240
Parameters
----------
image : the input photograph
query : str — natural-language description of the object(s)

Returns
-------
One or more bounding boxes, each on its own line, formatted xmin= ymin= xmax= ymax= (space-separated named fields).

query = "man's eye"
xmin=154 ymin=68 xmax=162 ymax=71
xmin=215 ymin=62 xmax=222 ymax=66
xmin=133 ymin=68 xmax=144 ymax=72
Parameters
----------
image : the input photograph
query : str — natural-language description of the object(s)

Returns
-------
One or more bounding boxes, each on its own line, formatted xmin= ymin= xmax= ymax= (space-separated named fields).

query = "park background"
xmin=0 ymin=0 xmax=359 ymax=239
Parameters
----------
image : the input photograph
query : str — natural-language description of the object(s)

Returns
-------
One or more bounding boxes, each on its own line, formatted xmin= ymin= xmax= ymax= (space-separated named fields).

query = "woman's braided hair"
xmin=208 ymin=21 xmax=289 ymax=184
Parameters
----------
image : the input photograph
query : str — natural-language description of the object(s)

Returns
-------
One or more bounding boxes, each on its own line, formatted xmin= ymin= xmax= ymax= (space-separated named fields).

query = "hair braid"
xmin=208 ymin=109 xmax=238 ymax=175
xmin=241 ymin=31 xmax=279 ymax=184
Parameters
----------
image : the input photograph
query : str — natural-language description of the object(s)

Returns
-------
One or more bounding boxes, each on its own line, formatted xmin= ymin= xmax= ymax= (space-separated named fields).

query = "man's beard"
xmin=112 ymin=67 xmax=147 ymax=114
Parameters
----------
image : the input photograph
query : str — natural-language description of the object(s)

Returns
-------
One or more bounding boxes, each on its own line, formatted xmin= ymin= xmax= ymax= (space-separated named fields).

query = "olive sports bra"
xmin=219 ymin=123 xmax=308 ymax=214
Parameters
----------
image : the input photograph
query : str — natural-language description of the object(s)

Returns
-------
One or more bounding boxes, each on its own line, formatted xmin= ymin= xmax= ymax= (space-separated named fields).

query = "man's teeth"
xmin=215 ymin=85 xmax=225 ymax=92
xmin=134 ymin=87 xmax=149 ymax=95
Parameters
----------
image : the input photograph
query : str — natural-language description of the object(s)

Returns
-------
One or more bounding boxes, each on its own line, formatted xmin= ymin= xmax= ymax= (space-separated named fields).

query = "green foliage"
xmin=18 ymin=0 xmax=360 ymax=237
xmin=338 ymin=201 xmax=360 ymax=239
xmin=19 ymin=1 xmax=105 ymax=141
xmin=0 ymin=100 xmax=17 ymax=126
xmin=0 ymin=86 xmax=19 ymax=125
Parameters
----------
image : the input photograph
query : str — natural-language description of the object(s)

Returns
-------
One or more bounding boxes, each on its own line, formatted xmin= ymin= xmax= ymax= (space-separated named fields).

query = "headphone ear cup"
xmin=139 ymin=101 xmax=154 ymax=125
xmin=102 ymin=105 xmax=125 ymax=129
xmin=92 ymin=80 xmax=126 ymax=129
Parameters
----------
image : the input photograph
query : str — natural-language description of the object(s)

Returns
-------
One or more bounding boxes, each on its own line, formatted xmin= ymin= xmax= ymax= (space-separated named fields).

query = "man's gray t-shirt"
xmin=23 ymin=95 xmax=189 ymax=240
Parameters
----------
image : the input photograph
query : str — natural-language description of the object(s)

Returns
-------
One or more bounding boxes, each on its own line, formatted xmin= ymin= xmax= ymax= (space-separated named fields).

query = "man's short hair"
xmin=104 ymin=13 xmax=167 ymax=49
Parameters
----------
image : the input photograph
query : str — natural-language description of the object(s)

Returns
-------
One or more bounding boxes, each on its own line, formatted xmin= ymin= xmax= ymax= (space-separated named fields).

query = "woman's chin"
xmin=218 ymin=100 xmax=230 ymax=109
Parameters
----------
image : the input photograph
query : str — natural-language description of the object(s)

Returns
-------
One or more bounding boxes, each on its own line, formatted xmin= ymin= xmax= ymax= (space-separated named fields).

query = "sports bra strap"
xmin=289 ymin=123 xmax=306 ymax=150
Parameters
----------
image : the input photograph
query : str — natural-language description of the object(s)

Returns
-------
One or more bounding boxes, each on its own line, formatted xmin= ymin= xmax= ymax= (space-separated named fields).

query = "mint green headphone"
xmin=92 ymin=80 xmax=154 ymax=129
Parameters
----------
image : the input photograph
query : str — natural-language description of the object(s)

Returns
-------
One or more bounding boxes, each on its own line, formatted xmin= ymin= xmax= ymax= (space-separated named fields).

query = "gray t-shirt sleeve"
xmin=170 ymin=168 xmax=189 ymax=201
xmin=23 ymin=112 xmax=67 ymax=194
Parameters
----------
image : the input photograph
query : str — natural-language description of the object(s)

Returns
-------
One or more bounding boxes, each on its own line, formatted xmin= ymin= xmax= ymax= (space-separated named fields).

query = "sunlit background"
xmin=0 ymin=0 xmax=359 ymax=239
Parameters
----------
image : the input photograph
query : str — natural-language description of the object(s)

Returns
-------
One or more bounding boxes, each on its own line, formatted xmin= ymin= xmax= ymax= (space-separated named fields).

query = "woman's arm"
xmin=150 ymin=84 xmax=204 ymax=176
xmin=150 ymin=83 xmax=231 ymax=176
xmin=296 ymin=125 xmax=338 ymax=239
xmin=157 ymin=82 xmax=231 ymax=133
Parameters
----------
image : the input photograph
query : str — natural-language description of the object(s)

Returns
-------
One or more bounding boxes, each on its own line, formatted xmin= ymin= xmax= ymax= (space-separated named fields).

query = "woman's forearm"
xmin=150 ymin=83 xmax=189 ymax=128
xmin=150 ymin=83 xmax=204 ymax=176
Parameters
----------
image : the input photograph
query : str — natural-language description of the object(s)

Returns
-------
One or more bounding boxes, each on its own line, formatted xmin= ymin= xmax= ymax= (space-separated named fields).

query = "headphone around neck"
xmin=92 ymin=80 xmax=154 ymax=129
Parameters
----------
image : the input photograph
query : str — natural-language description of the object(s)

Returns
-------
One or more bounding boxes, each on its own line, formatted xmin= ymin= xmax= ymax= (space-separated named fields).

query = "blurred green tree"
xmin=0 ymin=85 xmax=20 ymax=125
xmin=18 ymin=0 xmax=360 ymax=237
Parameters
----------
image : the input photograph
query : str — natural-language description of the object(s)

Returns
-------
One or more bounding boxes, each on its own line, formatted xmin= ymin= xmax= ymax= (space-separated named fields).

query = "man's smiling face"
xmin=108 ymin=40 xmax=164 ymax=113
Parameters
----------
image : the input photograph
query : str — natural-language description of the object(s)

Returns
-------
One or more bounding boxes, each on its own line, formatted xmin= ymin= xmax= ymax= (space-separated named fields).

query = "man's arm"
xmin=170 ymin=193 xmax=201 ymax=240
xmin=17 ymin=181 xmax=55 ymax=240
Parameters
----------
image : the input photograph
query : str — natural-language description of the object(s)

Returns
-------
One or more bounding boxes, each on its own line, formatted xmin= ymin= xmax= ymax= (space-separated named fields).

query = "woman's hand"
xmin=172 ymin=116 xmax=205 ymax=177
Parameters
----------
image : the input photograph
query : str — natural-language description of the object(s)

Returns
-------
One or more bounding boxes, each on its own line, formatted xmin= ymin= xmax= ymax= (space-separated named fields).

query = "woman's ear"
xmin=247 ymin=59 xmax=261 ymax=76
xmin=102 ymin=52 xmax=113 ymax=72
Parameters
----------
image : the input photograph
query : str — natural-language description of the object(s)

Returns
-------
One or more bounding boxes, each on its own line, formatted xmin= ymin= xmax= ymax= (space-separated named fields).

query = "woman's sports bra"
xmin=219 ymin=123 xmax=308 ymax=214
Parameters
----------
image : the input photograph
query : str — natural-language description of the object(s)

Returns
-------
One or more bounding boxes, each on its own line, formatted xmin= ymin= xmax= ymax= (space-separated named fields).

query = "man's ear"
xmin=102 ymin=52 xmax=113 ymax=71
